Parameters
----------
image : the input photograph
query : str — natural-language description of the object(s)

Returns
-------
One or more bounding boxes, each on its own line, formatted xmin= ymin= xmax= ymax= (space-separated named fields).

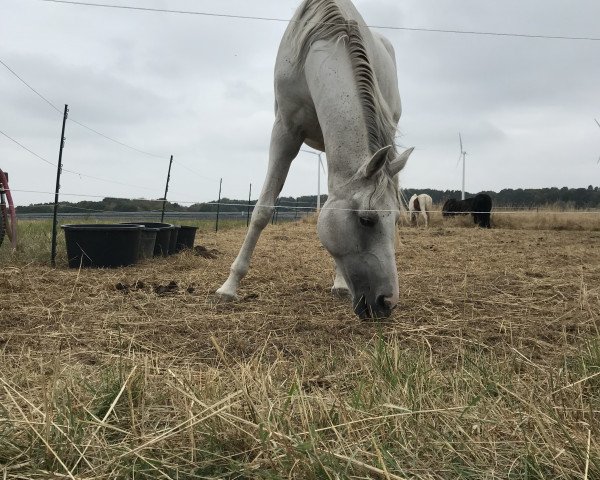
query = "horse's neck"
xmin=303 ymin=41 xmax=371 ymax=184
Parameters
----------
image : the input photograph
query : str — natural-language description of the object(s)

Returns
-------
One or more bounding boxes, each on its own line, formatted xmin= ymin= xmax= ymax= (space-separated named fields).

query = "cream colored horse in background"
xmin=217 ymin=0 xmax=414 ymax=319
xmin=409 ymin=194 xmax=433 ymax=226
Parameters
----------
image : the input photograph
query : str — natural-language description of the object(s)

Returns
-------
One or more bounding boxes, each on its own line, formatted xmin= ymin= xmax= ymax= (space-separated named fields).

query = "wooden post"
xmin=51 ymin=104 xmax=68 ymax=267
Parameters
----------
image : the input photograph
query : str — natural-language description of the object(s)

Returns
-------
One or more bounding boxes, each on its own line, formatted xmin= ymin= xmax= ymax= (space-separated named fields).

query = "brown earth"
xmin=1 ymin=220 xmax=598 ymax=368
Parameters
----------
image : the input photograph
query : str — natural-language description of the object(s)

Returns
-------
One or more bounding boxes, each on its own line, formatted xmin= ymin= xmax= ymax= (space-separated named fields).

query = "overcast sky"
xmin=1 ymin=0 xmax=599 ymax=207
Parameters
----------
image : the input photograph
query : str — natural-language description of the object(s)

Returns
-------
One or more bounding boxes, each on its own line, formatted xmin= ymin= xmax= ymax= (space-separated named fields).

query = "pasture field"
xmin=1 ymin=214 xmax=599 ymax=479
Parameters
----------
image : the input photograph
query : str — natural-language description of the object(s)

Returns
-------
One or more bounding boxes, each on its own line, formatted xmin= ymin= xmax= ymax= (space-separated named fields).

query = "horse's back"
xmin=418 ymin=194 xmax=433 ymax=212
xmin=274 ymin=0 xmax=401 ymax=136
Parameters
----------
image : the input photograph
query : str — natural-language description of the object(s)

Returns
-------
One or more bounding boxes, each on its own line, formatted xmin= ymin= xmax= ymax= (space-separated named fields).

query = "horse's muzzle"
xmin=353 ymin=295 xmax=394 ymax=320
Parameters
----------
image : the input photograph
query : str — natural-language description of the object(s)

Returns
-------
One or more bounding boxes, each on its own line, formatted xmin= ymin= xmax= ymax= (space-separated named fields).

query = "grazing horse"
xmin=442 ymin=193 xmax=492 ymax=228
xmin=408 ymin=193 xmax=433 ymax=226
xmin=216 ymin=0 xmax=414 ymax=319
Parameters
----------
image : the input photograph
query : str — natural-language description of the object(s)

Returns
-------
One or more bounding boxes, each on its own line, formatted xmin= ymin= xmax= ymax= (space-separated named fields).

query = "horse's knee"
xmin=251 ymin=206 xmax=275 ymax=228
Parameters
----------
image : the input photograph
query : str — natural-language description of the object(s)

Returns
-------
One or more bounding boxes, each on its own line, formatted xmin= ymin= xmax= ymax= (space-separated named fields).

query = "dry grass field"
xmin=1 ymin=213 xmax=600 ymax=479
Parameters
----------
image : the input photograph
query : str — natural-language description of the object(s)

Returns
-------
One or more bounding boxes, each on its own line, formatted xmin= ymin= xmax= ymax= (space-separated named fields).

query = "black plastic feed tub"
xmin=120 ymin=224 xmax=159 ymax=259
xmin=138 ymin=227 xmax=159 ymax=259
xmin=123 ymin=222 xmax=174 ymax=256
xmin=175 ymin=225 xmax=198 ymax=252
xmin=61 ymin=224 xmax=143 ymax=268
xmin=168 ymin=225 xmax=181 ymax=254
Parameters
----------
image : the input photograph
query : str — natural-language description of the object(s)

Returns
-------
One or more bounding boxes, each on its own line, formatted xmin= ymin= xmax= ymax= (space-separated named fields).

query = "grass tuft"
xmin=1 ymin=215 xmax=599 ymax=477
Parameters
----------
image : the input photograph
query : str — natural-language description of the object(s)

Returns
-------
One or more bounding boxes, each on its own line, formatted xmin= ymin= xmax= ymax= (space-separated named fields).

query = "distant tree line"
xmin=402 ymin=186 xmax=600 ymax=209
xmin=16 ymin=197 xmax=184 ymax=214
xmin=15 ymin=186 xmax=600 ymax=213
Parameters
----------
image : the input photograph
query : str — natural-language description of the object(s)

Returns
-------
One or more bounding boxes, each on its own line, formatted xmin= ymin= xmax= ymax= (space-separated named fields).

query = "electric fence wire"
xmin=172 ymin=159 xmax=216 ymax=182
xmin=39 ymin=0 xmax=600 ymax=42
xmin=4 ymin=5 xmax=599 ymax=205
xmin=7 ymin=189 xmax=600 ymax=215
xmin=1 ymin=56 xmax=222 ymax=185
xmin=0 ymin=128 xmax=161 ymax=193
xmin=0 ymin=57 xmax=169 ymax=161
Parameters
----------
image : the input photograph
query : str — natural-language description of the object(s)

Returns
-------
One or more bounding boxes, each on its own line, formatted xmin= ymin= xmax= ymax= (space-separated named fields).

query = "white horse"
xmin=408 ymin=194 xmax=433 ymax=226
xmin=217 ymin=0 xmax=414 ymax=319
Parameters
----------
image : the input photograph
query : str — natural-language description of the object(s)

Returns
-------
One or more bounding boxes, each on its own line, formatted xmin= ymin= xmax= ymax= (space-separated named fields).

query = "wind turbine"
xmin=457 ymin=133 xmax=467 ymax=200
xmin=317 ymin=152 xmax=326 ymax=211
xmin=301 ymin=149 xmax=326 ymax=212
xmin=596 ymin=119 xmax=600 ymax=164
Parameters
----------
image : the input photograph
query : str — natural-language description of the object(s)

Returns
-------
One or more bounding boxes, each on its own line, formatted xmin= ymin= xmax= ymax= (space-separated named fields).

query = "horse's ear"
xmin=362 ymin=145 xmax=392 ymax=178
xmin=388 ymin=147 xmax=414 ymax=177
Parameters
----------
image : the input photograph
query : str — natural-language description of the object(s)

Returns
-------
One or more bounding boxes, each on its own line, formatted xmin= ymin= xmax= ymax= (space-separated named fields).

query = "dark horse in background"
xmin=442 ymin=193 xmax=492 ymax=228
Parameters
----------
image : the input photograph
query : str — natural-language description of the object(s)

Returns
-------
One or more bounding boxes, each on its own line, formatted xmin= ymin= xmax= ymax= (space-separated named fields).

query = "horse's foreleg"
xmin=331 ymin=262 xmax=350 ymax=298
xmin=216 ymin=118 xmax=302 ymax=301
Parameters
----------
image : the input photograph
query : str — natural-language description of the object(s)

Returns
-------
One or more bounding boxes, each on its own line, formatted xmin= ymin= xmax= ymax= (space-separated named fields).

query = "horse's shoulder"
xmin=373 ymin=32 xmax=397 ymax=65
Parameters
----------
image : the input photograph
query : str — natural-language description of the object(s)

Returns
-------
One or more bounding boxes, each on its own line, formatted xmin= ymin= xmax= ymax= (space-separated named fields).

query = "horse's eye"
xmin=359 ymin=216 xmax=377 ymax=228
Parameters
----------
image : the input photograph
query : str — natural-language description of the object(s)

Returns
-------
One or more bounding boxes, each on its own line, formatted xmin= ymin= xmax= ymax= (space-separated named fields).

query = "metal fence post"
xmin=247 ymin=182 xmax=252 ymax=228
xmin=161 ymin=155 xmax=174 ymax=222
xmin=215 ymin=178 xmax=222 ymax=232
xmin=51 ymin=104 xmax=69 ymax=267
xmin=271 ymin=197 xmax=279 ymax=225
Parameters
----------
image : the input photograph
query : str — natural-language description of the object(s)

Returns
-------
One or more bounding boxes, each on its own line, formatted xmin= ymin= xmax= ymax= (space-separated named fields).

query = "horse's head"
xmin=317 ymin=146 xmax=414 ymax=320
xmin=442 ymin=198 xmax=457 ymax=217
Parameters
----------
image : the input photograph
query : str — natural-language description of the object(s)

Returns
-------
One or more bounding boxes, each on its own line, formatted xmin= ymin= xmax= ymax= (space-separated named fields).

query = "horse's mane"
xmin=289 ymin=0 xmax=398 ymax=159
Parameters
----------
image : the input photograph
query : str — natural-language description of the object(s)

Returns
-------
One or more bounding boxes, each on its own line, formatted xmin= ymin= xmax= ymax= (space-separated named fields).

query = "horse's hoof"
xmin=215 ymin=289 xmax=239 ymax=303
xmin=331 ymin=287 xmax=351 ymax=299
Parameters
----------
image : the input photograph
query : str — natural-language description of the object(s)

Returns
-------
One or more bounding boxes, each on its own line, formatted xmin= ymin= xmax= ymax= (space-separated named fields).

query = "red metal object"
xmin=0 ymin=169 xmax=17 ymax=250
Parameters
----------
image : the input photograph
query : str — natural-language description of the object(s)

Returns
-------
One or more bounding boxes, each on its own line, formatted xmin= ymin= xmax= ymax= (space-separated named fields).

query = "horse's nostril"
xmin=356 ymin=296 xmax=396 ymax=320
xmin=354 ymin=296 xmax=370 ymax=319
xmin=377 ymin=295 xmax=392 ymax=309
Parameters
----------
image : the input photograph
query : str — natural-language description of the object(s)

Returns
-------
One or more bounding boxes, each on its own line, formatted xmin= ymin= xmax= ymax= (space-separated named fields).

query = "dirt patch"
xmin=0 ymin=222 xmax=598 ymax=365
xmin=192 ymin=245 xmax=220 ymax=258
xmin=115 ymin=280 xmax=146 ymax=292
xmin=115 ymin=280 xmax=195 ymax=295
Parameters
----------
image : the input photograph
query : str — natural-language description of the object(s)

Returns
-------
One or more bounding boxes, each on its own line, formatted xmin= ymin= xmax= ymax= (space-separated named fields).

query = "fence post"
xmin=295 ymin=198 xmax=299 ymax=220
xmin=160 ymin=155 xmax=174 ymax=222
xmin=215 ymin=178 xmax=222 ymax=232
xmin=51 ymin=104 xmax=69 ymax=267
xmin=317 ymin=153 xmax=322 ymax=213
xmin=271 ymin=197 xmax=279 ymax=225
xmin=247 ymin=182 xmax=252 ymax=228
